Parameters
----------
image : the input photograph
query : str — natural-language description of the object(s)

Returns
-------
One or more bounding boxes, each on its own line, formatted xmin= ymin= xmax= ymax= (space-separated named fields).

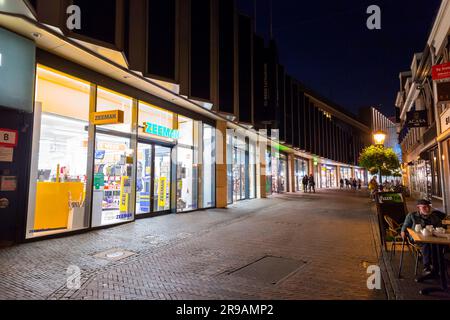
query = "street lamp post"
xmin=373 ymin=131 xmax=387 ymax=187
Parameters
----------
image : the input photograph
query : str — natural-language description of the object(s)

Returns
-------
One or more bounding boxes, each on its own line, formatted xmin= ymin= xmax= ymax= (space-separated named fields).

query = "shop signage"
xmin=375 ymin=192 xmax=407 ymax=246
xmin=90 ymin=110 xmax=124 ymax=125
xmin=432 ymin=62 xmax=450 ymax=81
xmin=406 ymin=110 xmax=428 ymax=128
xmin=93 ymin=173 xmax=104 ymax=190
xmin=158 ymin=177 xmax=167 ymax=207
xmin=0 ymin=148 xmax=14 ymax=162
xmin=441 ymin=107 xmax=450 ymax=133
xmin=436 ymin=81 xmax=450 ymax=103
xmin=0 ymin=129 xmax=18 ymax=147
xmin=143 ymin=122 xmax=180 ymax=139
xmin=1 ymin=176 xmax=17 ymax=192
xmin=0 ymin=27 xmax=36 ymax=113
xmin=378 ymin=192 xmax=404 ymax=204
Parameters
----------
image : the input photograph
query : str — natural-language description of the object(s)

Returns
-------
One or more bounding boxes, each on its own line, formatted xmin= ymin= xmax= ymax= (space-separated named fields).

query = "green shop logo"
xmin=143 ymin=122 xmax=180 ymax=139
xmin=379 ymin=193 xmax=403 ymax=203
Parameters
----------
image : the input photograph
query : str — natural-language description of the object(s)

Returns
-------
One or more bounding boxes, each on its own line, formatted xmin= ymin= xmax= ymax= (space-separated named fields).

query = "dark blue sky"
xmin=237 ymin=0 xmax=441 ymax=117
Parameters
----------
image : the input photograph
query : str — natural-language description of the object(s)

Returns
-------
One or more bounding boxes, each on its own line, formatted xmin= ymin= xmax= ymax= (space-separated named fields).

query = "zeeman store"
xmin=25 ymin=62 xmax=216 ymax=240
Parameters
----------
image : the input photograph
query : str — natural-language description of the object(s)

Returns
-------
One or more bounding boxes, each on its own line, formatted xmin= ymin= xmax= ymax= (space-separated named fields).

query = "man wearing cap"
xmin=401 ymin=199 xmax=446 ymax=274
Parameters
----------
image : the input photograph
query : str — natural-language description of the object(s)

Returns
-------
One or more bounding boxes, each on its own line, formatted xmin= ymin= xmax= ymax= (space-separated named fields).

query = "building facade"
xmin=0 ymin=0 xmax=370 ymax=244
xmin=395 ymin=0 xmax=450 ymax=212
xmin=359 ymin=106 xmax=402 ymax=181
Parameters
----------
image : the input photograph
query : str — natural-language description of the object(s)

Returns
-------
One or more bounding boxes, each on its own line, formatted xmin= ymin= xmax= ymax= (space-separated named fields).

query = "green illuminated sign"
xmin=143 ymin=122 xmax=180 ymax=139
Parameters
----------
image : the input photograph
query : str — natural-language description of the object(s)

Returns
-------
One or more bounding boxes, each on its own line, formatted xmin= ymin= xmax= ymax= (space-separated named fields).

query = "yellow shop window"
xmin=26 ymin=66 xmax=91 ymax=238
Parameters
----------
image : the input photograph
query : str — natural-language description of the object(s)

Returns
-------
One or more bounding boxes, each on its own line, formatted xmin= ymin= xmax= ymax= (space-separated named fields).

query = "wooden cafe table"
xmin=407 ymin=228 xmax=450 ymax=296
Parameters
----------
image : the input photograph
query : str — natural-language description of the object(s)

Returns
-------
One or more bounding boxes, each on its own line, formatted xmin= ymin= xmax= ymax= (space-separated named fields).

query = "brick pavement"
xmin=1 ymin=189 xmax=391 ymax=300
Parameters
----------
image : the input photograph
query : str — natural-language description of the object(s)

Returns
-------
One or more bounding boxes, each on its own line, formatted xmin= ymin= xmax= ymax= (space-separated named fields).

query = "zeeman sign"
xmin=143 ymin=122 xmax=180 ymax=139
xmin=90 ymin=110 xmax=124 ymax=125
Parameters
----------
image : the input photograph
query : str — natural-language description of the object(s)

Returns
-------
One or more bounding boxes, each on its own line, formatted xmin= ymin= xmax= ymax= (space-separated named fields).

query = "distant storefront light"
xmin=143 ymin=122 xmax=180 ymax=139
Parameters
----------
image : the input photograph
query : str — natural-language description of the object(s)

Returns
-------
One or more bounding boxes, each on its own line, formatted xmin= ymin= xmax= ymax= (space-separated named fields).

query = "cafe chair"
xmin=384 ymin=215 xmax=404 ymax=260
xmin=406 ymin=237 xmax=423 ymax=276
xmin=397 ymin=232 xmax=423 ymax=278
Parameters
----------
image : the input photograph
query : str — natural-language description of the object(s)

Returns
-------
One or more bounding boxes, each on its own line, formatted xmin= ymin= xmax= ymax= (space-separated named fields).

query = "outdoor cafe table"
xmin=407 ymin=228 xmax=450 ymax=296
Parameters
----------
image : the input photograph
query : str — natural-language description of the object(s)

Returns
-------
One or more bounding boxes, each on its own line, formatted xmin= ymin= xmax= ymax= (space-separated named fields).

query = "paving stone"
xmin=0 ymin=189 xmax=439 ymax=300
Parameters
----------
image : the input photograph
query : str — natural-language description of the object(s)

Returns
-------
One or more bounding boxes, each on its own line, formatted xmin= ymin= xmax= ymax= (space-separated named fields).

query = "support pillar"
xmin=215 ymin=120 xmax=228 ymax=208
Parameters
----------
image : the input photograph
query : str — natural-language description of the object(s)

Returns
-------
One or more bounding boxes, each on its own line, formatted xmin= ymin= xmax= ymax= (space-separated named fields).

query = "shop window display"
xmin=92 ymin=88 xmax=135 ymax=226
xmin=227 ymin=132 xmax=234 ymax=204
xmin=27 ymin=67 xmax=91 ymax=238
xmin=249 ymin=141 xmax=256 ymax=199
xmin=265 ymin=148 xmax=272 ymax=195
xmin=92 ymin=133 xmax=134 ymax=226
xmin=278 ymin=154 xmax=288 ymax=192
xmin=203 ymin=124 xmax=216 ymax=208
xmin=136 ymin=143 xmax=152 ymax=214
xmin=154 ymin=145 xmax=172 ymax=212
xmin=177 ymin=116 xmax=198 ymax=212
xmin=321 ymin=165 xmax=337 ymax=189
xmin=96 ymin=87 xmax=133 ymax=133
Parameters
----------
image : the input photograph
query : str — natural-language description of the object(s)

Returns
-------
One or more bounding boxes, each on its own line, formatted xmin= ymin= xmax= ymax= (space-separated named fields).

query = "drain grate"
xmin=93 ymin=248 xmax=136 ymax=261
xmin=230 ymin=256 xmax=306 ymax=285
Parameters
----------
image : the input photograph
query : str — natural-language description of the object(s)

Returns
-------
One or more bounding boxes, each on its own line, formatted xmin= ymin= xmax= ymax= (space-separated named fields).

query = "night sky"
xmin=238 ymin=0 xmax=442 ymax=118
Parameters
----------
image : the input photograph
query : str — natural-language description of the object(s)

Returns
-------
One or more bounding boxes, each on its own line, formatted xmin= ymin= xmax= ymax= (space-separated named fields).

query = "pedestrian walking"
xmin=308 ymin=174 xmax=316 ymax=193
xmin=352 ymin=178 xmax=357 ymax=190
xmin=358 ymin=179 xmax=362 ymax=190
xmin=302 ymin=175 xmax=309 ymax=193
xmin=339 ymin=178 xmax=344 ymax=189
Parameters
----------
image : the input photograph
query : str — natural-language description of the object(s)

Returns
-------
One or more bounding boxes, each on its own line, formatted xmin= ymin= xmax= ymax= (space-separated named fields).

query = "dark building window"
xmin=275 ymin=65 xmax=285 ymax=142
xmin=147 ymin=0 xmax=176 ymax=80
xmin=72 ymin=0 xmax=118 ymax=45
xmin=191 ymin=0 xmax=212 ymax=100
xmin=123 ymin=0 xmax=130 ymax=60
xmin=292 ymin=83 xmax=300 ymax=148
xmin=253 ymin=35 xmax=265 ymax=125
xmin=298 ymin=91 xmax=305 ymax=150
xmin=218 ymin=0 xmax=236 ymax=114
xmin=238 ymin=14 xmax=252 ymax=123
xmin=304 ymin=97 xmax=311 ymax=152
xmin=284 ymin=75 xmax=292 ymax=145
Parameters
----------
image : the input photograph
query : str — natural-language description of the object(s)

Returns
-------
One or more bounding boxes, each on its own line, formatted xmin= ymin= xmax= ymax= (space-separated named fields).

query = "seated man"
xmin=401 ymin=199 xmax=444 ymax=274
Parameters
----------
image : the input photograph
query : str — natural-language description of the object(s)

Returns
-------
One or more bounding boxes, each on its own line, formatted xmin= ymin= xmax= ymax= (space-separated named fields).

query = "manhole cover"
xmin=106 ymin=251 xmax=125 ymax=258
xmin=230 ymin=256 xmax=306 ymax=285
xmin=93 ymin=248 xmax=136 ymax=261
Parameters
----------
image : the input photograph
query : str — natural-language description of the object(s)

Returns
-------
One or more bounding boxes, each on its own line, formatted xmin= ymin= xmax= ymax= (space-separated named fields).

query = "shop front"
xmin=294 ymin=157 xmax=309 ymax=192
xmin=339 ymin=167 xmax=352 ymax=182
xmin=354 ymin=168 xmax=367 ymax=185
xmin=25 ymin=65 xmax=216 ymax=239
xmin=320 ymin=165 xmax=337 ymax=189
xmin=227 ymin=131 xmax=256 ymax=203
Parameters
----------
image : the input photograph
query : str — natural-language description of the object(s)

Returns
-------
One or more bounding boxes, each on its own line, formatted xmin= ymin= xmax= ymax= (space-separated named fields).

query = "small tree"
xmin=359 ymin=145 xmax=400 ymax=184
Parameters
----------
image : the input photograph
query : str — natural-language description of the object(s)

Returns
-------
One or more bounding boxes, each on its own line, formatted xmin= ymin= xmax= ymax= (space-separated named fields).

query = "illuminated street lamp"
xmin=373 ymin=130 xmax=386 ymax=146
xmin=373 ymin=130 xmax=387 ymax=186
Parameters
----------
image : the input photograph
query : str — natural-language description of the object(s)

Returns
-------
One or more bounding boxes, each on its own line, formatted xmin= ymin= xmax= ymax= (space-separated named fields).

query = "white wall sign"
xmin=441 ymin=107 xmax=450 ymax=134
xmin=0 ymin=129 xmax=18 ymax=147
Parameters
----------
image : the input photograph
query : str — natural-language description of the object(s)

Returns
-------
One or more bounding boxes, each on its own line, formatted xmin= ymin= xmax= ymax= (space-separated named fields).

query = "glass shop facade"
xmin=265 ymin=148 xmax=289 ymax=195
xmin=226 ymin=130 xmax=257 ymax=203
xmin=25 ymin=65 xmax=216 ymax=239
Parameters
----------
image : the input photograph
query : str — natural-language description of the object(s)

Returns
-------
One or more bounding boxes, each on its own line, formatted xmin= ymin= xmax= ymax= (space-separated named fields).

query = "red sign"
xmin=432 ymin=62 xmax=450 ymax=81
xmin=0 ymin=129 xmax=18 ymax=147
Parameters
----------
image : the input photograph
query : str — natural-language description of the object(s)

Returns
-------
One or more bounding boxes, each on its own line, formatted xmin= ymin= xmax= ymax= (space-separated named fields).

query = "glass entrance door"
xmin=136 ymin=143 xmax=172 ymax=215
xmin=154 ymin=145 xmax=171 ymax=212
